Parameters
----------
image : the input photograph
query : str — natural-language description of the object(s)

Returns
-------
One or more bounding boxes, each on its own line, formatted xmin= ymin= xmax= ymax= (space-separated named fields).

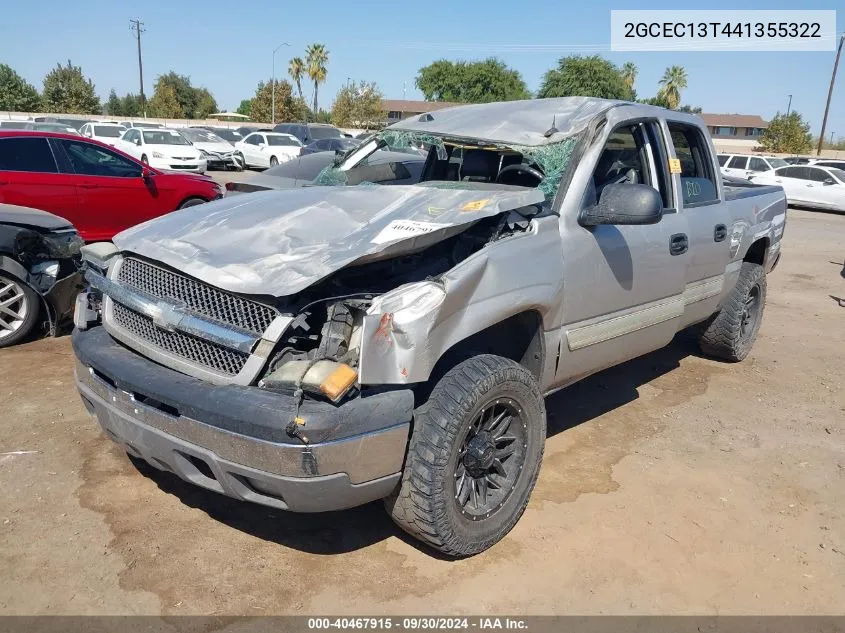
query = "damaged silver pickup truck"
xmin=72 ymin=98 xmax=786 ymax=556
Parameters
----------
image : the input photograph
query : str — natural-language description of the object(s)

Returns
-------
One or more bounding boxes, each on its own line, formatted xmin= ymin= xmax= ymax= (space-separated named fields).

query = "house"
xmin=380 ymin=100 xmax=462 ymax=126
xmin=700 ymin=113 xmax=768 ymax=152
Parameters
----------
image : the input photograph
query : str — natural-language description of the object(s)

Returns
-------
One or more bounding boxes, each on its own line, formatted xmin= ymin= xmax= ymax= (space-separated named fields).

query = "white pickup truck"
xmin=72 ymin=98 xmax=786 ymax=556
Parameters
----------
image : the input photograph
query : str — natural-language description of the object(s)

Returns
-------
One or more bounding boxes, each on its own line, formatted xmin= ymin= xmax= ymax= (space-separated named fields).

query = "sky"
xmin=1 ymin=0 xmax=843 ymax=139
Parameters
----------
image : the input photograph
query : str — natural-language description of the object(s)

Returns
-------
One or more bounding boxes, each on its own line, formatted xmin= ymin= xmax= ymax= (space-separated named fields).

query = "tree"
xmin=120 ymin=93 xmax=142 ymax=117
xmin=148 ymin=84 xmax=183 ymax=118
xmin=621 ymin=62 xmax=637 ymax=91
xmin=236 ymin=99 xmax=252 ymax=117
xmin=657 ymin=66 xmax=688 ymax=110
xmin=41 ymin=60 xmax=100 ymax=114
xmin=305 ymin=43 xmax=329 ymax=114
xmin=106 ymin=89 xmax=122 ymax=115
xmin=415 ymin=58 xmax=530 ymax=103
xmin=331 ymin=80 xmax=385 ymax=128
xmin=538 ymin=55 xmax=632 ymax=100
xmin=677 ymin=104 xmax=703 ymax=114
xmin=0 ymin=64 xmax=40 ymax=112
xmin=288 ymin=57 xmax=305 ymax=100
xmin=758 ymin=112 xmax=813 ymax=154
xmin=248 ymin=78 xmax=306 ymax=123
xmin=193 ymin=87 xmax=217 ymax=119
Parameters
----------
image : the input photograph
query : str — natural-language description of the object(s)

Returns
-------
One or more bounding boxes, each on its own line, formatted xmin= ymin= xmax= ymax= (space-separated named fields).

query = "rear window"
xmin=0 ymin=137 xmax=58 ymax=173
xmin=94 ymin=126 xmax=123 ymax=138
xmin=309 ymin=126 xmax=342 ymax=140
xmin=668 ymin=123 xmax=719 ymax=206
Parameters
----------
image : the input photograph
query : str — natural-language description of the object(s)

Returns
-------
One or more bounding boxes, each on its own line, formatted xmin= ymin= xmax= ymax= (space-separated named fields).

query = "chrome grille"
xmin=112 ymin=302 xmax=248 ymax=376
xmin=117 ymin=257 xmax=278 ymax=336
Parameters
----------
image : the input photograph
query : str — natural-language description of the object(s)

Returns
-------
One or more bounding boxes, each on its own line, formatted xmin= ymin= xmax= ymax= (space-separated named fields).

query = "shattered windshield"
xmin=313 ymin=129 xmax=578 ymax=202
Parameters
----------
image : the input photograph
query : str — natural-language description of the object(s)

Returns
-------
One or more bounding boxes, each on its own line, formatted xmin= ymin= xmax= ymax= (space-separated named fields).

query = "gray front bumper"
xmin=73 ymin=325 xmax=412 ymax=512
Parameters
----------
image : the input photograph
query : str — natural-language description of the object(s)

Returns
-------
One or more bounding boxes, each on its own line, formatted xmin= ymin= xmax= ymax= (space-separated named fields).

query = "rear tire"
xmin=698 ymin=261 xmax=766 ymax=362
xmin=385 ymin=355 xmax=546 ymax=557
xmin=0 ymin=272 xmax=40 ymax=348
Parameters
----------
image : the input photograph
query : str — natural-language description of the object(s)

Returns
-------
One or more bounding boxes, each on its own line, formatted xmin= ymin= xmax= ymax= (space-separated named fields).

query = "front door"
xmin=555 ymin=119 xmax=688 ymax=385
xmin=53 ymin=138 xmax=161 ymax=241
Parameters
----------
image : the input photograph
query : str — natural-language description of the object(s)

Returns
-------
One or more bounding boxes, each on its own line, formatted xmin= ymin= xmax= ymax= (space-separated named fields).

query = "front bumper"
xmin=149 ymin=157 xmax=207 ymax=173
xmin=202 ymin=153 xmax=244 ymax=170
xmin=72 ymin=326 xmax=413 ymax=512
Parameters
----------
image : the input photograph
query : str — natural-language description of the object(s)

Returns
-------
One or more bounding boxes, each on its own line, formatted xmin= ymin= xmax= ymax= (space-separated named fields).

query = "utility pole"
xmin=817 ymin=32 xmax=844 ymax=156
xmin=130 ymin=19 xmax=146 ymax=118
xmin=786 ymin=94 xmax=792 ymax=117
xmin=271 ymin=41 xmax=289 ymax=125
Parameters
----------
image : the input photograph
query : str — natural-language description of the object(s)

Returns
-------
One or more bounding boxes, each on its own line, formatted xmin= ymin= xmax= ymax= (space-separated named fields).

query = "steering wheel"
xmin=495 ymin=163 xmax=545 ymax=186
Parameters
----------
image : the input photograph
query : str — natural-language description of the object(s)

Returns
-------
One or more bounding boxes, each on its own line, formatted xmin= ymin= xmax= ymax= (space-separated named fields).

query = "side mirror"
xmin=581 ymin=183 xmax=663 ymax=227
xmin=142 ymin=167 xmax=153 ymax=180
xmin=134 ymin=139 xmax=141 ymax=146
xmin=823 ymin=178 xmax=835 ymax=186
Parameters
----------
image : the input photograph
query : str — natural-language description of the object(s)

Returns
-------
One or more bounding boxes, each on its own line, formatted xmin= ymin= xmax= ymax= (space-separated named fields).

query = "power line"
xmin=817 ymin=32 xmax=844 ymax=156
xmin=130 ymin=18 xmax=146 ymax=118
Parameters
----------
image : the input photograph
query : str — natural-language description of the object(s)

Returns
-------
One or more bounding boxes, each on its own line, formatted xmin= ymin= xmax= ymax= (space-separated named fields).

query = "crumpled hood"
xmin=113 ymin=183 xmax=544 ymax=297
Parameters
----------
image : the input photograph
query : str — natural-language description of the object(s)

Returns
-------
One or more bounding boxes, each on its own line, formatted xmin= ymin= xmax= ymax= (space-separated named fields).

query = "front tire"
xmin=0 ymin=272 xmax=40 ymax=348
xmin=177 ymin=197 xmax=207 ymax=209
xmin=698 ymin=261 xmax=766 ymax=362
xmin=385 ymin=355 xmax=546 ymax=557
xmin=269 ymin=155 xmax=279 ymax=167
xmin=141 ymin=154 xmax=149 ymax=165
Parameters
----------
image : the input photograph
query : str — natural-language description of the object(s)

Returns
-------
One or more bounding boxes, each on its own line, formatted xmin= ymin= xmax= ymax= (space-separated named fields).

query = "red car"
xmin=0 ymin=130 xmax=221 ymax=242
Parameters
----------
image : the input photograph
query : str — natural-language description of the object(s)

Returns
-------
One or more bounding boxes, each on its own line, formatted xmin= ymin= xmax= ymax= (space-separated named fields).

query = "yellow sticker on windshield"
xmin=461 ymin=199 xmax=490 ymax=212
xmin=669 ymin=158 xmax=682 ymax=174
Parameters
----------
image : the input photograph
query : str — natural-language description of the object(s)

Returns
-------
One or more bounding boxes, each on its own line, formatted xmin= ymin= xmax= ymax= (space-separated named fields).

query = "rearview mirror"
xmin=581 ymin=183 xmax=663 ymax=227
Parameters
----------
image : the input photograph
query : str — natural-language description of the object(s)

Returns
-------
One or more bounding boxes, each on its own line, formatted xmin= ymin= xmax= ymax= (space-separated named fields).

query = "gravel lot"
xmin=1 ymin=203 xmax=843 ymax=615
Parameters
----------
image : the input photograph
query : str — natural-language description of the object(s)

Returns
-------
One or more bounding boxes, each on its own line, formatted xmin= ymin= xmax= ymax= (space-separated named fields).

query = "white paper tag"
xmin=371 ymin=220 xmax=449 ymax=245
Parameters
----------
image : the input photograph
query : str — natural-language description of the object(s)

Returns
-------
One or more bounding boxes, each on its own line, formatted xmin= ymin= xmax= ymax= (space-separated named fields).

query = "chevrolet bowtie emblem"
xmin=151 ymin=301 xmax=186 ymax=332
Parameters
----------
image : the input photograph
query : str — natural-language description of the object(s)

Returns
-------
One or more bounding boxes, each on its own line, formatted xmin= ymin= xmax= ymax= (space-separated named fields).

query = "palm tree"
xmin=305 ymin=43 xmax=329 ymax=115
xmin=657 ymin=65 xmax=688 ymax=110
xmin=288 ymin=57 xmax=305 ymax=100
xmin=621 ymin=62 xmax=637 ymax=91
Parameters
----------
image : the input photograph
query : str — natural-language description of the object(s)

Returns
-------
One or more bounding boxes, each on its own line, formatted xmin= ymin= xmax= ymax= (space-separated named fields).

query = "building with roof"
xmin=380 ymin=100 xmax=462 ymax=126
xmin=700 ymin=113 xmax=769 ymax=152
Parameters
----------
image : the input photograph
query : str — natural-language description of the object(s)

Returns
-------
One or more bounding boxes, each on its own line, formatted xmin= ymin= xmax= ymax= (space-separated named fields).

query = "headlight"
xmin=199 ymin=149 xmax=210 ymax=156
xmin=41 ymin=230 xmax=83 ymax=258
xmin=152 ymin=151 xmax=164 ymax=159
xmin=367 ymin=281 xmax=445 ymax=325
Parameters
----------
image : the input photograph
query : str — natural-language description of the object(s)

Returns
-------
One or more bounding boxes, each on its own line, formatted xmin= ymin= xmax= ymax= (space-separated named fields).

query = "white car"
xmin=717 ymin=154 xmax=788 ymax=180
xmin=810 ymin=159 xmax=845 ymax=171
xmin=180 ymin=128 xmax=244 ymax=171
xmin=751 ymin=164 xmax=845 ymax=212
xmin=235 ymin=132 xmax=302 ymax=169
xmin=79 ymin=122 xmax=127 ymax=146
xmin=117 ymin=127 xmax=207 ymax=174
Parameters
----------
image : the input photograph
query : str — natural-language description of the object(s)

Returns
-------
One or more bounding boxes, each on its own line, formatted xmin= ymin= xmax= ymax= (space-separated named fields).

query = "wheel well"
xmin=177 ymin=195 xmax=209 ymax=209
xmin=415 ymin=311 xmax=544 ymax=406
xmin=744 ymin=237 xmax=768 ymax=265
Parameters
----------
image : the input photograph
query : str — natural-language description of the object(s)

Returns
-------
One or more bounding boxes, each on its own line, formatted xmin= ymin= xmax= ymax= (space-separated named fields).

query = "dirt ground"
xmin=0 ymin=205 xmax=843 ymax=616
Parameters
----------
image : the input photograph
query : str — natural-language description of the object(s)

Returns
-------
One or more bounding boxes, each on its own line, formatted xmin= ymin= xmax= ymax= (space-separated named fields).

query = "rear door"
xmin=52 ymin=137 xmax=162 ymax=241
xmin=771 ymin=166 xmax=810 ymax=204
xmin=666 ymin=121 xmax=732 ymax=326
xmin=0 ymin=136 xmax=80 ymax=227
xmin=556 ymin=118 xmax=688 ymax=384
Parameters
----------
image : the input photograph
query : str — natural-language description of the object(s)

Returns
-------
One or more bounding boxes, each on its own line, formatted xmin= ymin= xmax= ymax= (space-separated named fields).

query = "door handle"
xmin=669 ymin=233 xmax=688 ymax=256
xmin=714 ymin=224 xmax=727 ymax=242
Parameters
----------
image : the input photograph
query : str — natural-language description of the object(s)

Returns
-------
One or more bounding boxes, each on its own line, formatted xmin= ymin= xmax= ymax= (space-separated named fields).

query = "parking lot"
xmin=1 ymin=201 xmax=843 ymax=615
